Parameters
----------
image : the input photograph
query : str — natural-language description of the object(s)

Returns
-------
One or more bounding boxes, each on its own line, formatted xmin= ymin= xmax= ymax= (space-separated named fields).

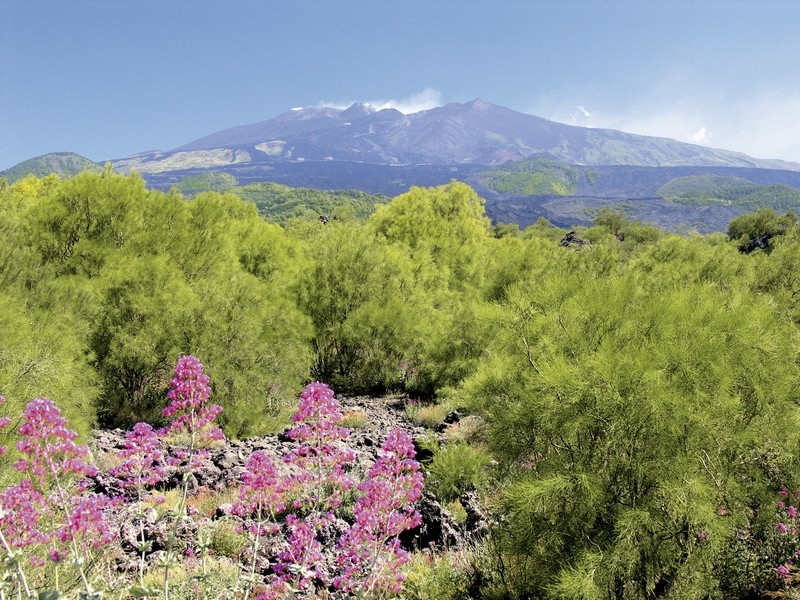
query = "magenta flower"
xmin=57 ymin=493 xmax=115 ymax=548
xmin=358 ymin=429 xmax=423 ymax=536
xmin=0 ymin=479 xmax=50 ymax=548
xmin=0 ymin=394 xmax=9 ymax=456
xmin=0 ymin=396 xmax=114 ymax=591
xmin=160 ymin=356 xmax=224 ymax=598
xmin=334 ymin=428 xmax=423 ymax=595
xmin=235 ymin=450 xmax=286 ymax=519
xmin=1 ymin=398 xmax=101 ymax=550
xmin=284 ymin=382 xmax=355 ymax=511
xmin=110 ymin=423 xmax=167 ymax=590
xmin=162 ymin=355 xmax=224 ymax=445
xmin=124 ymin=377 xmax=427 ymax=598
xmin=273 ymin=514 xmax=327 ymax=591
xmin=111 ymin=422 xmax=166 ymax=490
xmin=13 ymin=397 xmax=96 ymax=486
xmin=777 ymin=564 xmax=792 ymax=578
xmin=777 ymin=522 xmax=789 ymax=534
xmin=788 ymin=505 xmax=798 ymax=519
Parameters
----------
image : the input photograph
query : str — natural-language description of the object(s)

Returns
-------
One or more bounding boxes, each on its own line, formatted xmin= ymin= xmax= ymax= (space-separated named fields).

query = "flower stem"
xmin=0 ymin=529 xmax=32 ymax=599
xmin=163 ymin=412 xmax=196 ymax=600
xmin=49 ymin=460 xmax=92 ymax=595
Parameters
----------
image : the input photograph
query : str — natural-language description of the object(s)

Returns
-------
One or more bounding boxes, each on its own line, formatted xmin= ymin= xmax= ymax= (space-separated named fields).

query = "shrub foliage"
xmin=2 ymin=171 xmax=800 ymax=597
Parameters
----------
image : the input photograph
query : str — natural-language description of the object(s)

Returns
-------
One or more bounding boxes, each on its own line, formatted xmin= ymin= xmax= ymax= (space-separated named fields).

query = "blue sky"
xmin=2 ymin=0 xmax=800 ymax=170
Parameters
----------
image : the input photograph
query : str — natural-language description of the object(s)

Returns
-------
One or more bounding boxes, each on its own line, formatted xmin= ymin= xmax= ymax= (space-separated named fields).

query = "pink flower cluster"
xmin=0 ymin=397 xmax=112 ymax=565
xmin=772 ymin=485 xmax=800 ymax=581
xmin=284 ymin=381 xmax=356 ymax=512
xmin=334 ymin=428 xmax=424 ymax=594
xmin=14 ymin=397 xmax=97 ymax=485
xmin=161 ymin=355 xmax=225 ymax=477
xmin=0 ymin=366 xmax=424 ymax=598
xmin=240 ymin=451 xmax=285 ymax=513
xmin=273 ymin=514 xmax=326 ymax=588
xmin=230 ymin=382 xmax=424 ymax=597
xmin=163 ymin=355 xmax=224 ymax=445
xmin=0 ymin=479 xmax=49 ymax=548
xmin=110 ymin=422 xmax=167 ymax=494
xmin=234 ymin=450 xmax=284 ymax=537
xmin=58 ymin=492 xmax=115 ymax=547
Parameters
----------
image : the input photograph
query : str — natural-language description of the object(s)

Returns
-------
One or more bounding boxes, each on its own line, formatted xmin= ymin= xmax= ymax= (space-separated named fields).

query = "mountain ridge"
xmin=5 ymin=101 xmax=799 ymax=178
xmin=158 ymin=99 xmax=799 ymax=172
xmin=5 ymin=101 xmax=800 ymax=234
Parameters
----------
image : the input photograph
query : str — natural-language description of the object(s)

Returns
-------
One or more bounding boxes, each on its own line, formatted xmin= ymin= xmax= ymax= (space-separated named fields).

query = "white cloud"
xmin=721 ymin=92 xmax=800 ymax=161
xmin=526 ymin=86 xmax=800 ymax=163
xmin=688 ymin=126 xmax=710 ymax=144
xmin=313 ymin=99 xmax=352 ymax=111
xmin=370 ymin=88 xmax=444 ymax=114
xmin=317 ymin=88 xmax=443 ymax=115
xmin=621 ymin=93 xmax=800 ymax=162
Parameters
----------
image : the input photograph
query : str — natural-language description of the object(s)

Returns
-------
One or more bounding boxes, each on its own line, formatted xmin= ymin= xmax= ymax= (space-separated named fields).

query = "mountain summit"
xmin=111 ymin=100 xmax=798 ymax=175
xmin=6 ymin=100 xmax=800 ymax=234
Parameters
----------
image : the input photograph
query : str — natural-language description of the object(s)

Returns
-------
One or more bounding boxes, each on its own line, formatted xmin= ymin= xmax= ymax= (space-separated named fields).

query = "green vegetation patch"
xmin=479 ymin=156 xmax=579 ymax=196
xmin=6 ymin=168 xmax=800 ymax=599
xmin=171 ymin=175 xmax=389 ymax=224
xmin=229 ymin=181 xmax=389 ymax=224
xmin=659 ymin=174 xmax=800 ymax=212
xmin=173 ymin=171 xmax=238 ymax=194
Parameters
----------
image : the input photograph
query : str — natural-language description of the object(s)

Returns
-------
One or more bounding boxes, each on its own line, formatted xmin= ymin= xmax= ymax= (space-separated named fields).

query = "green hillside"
xmin=0 ymin=152 xmax=102 ymax=182
xmin=169 ymin=172 xmax=389 ymax=224
xmin=229 ymin=181 xmax=389 ymax=224
xmin=173 ymin=171 xmax=238 ymax=194
xmin=478 ymin=156 xmax=580 ymax=195
xmin=659 ymin=174 xmax=800 ymax=212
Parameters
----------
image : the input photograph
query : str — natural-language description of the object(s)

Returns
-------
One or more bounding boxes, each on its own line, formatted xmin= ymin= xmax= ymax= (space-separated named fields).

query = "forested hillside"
xmin=1 ymin=169 xmax=800 ymax=598
xmin=170 ymin=172 xmax=390 ymax=224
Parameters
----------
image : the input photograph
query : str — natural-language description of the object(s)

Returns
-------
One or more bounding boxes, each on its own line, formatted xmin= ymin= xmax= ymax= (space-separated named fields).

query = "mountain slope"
xmin=7 ymin=101 xmax=800 ymax=234
xmin=470 ymin=160 xmax=800 ymax=232
xmin=112 ymin=100 xmax=800 ymax=174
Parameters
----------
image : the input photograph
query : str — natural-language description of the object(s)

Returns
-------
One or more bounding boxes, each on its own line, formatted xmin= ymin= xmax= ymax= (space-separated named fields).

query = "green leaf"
xmin=128 ymin=586 xmax=161 ymax=598
xmin=38 ymin=591 xmax=67 ymax=600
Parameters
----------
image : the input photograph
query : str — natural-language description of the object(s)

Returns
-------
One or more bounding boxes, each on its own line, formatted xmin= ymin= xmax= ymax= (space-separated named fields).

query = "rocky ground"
xmin=89 ymin=395 xmax=487 ymax=579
